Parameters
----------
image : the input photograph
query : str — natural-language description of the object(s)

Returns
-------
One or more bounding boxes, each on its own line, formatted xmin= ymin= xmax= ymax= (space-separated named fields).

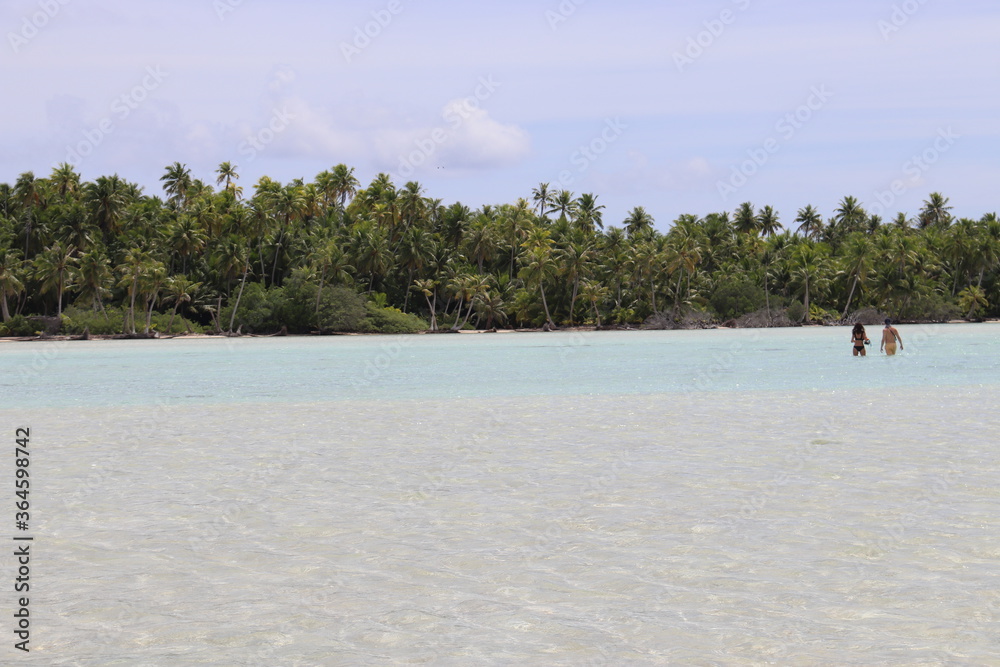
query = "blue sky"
xmin=2 ymin=0 xmax=998 ymax=231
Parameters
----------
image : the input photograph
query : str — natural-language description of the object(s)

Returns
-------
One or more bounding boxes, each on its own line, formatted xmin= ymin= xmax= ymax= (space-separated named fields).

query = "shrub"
xmin=317 ymin=287 xmax=368 ymax=332
xmin=359 ymin=303 xmax=428 ymax=334
xmin=61 ymin=306 xmax=125 ymax=335
xmin=0 ymin=315 xmax=37 ymax=337
xmin=709 ymin=280 xmax=765 ymax=321
xmin=221 ymin=282 xmax=282 ymax=334
xmin=808 ymin=303 xmax=837 ymax=323
xmin=735 ymin=308 xmax=795 ymax=328
xmin=895 ymin=293 xmax=960 ymax=323
xmin=786 ymin=300 xmax=806 ymax=323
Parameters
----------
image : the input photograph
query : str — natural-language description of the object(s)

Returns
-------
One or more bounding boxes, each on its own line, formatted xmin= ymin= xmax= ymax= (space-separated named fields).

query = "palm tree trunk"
xmin=569 ymin=277 xmax=580 ymax=325
xmin=1 ymin=293 xmax=9 ymax=322
xmin=144 ymin=295 xmax=154 ymax=334
xmin=841 ymin=274 xmax=859 ymax=320
xmin=803 ymin=276 xmax=810 ymax=322
xmin=168 ymin=304 xmax=179 ymax=332
xmin=672 ymin=273 xmax=683 ymax=317
xmin=424 ymin=292 xmax=437 ymax=331
xmin=229 ymin=264 xmax=249 ymax=333
xmin=539 ymin=279 xmax=554 ymax=327
xmin=258 ymin=239 xmax=267 ymax=287
xmin=128 ymin=277 xmax=138 ymax=334
xmin=270 ymin=228 xmax=284 ymax=286
xmin=459 ymin=299 xmax=476 ymax=329
xmin=403 ymin=267 xmax=413 ymax=312
xmin=764 ymin=270 xmax=771 ymax=324
xmin=315 ymin=269 xmax=327 ymax=317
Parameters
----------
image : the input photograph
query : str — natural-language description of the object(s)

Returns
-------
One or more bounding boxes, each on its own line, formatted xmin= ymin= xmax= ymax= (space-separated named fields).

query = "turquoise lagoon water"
xmin=4 ymin=323 xmax=999 ymax=408
xmin=2 ymin=324 xmax=999 ymax=665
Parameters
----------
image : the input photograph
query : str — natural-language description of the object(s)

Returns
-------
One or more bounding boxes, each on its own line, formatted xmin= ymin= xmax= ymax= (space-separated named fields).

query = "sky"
xmin=2 ymin=0 xmax=998 ymax=231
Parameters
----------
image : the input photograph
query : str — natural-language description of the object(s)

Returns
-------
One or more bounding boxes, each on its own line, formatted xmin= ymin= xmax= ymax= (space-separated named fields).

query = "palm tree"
xmin=557 ymin=240 xmax=594 ymax=324
xmin=72 ymin=248 xmax=113 ymax=318
xmin=632 ymin=237 xmax=665 ymax=315
xmin=551 ymin=190 xmax=576 ymax=221
xmin=623 ymin=207 xmax=654 ymax=238
xmin=531 ymin=182 xmax=555 ymax=219
xmin=463 ymin=217 xmax=498 ymax=274
xmin=734 ymin=202 xmax=758 ymax=235
xmin=665 ymin=227 xmax=702 ymax=316
xmin=33 ymin=241 xmax=76 ymax=317
xmin=413 ymin=278 xmax=438 ymax=330
xmin=349 ymin=220 xmax=391 ymax=293
xmin=266 ymin=183 xmax=306 ymax=285
xmin=397 ymin=181 xmax=429 ymax=234
xmin=918 ymin=192 xmax=952 ymax=229
xmin=167 ymin=216 xmax=208 ymax=274
xmin=0 ymin=248 xmax=24 ymax=322
xmin=574 ymin=193 xmax=605 ymax=231
xmin=834 ymin=196 xmax=867 ymax=236
xmin=502 ymin=199 xmax=533 ymax=279
xmin=311 ymin=239 xmax=353 ymax=317
xmin=396 ymin=226 xmax=432 ymax=311
xmin=330 ymin=164 xmax=360 ymax=209
xmin=57 ymin=203 xmax=96 ymax=253
xmin=474 ymin=288 xmax=507 ymax=329
xmin=580 ymin=279 xmax=609 ymax=325
xmin=787 ymin=243 xmax=830 ymax=321
xmin=794 ymin=205 xmax=823 ymax=238
xmin=958 ymin=285 xmax=988 ymax=319
xmin=756 ymin=205 xmax=781 ymax=237
xmin=139 ymin=260 xmax=168 ymax=333
xmin=85 ymin=175 xmax=131 ymax=239
xmin=519 ymin=243 xmax=557 ymax=328
xmin=839 ymin=233 xmax=874 ymax=319
xmin=215 ymin=162 xmax=241 ymax=198
xmin=163 ymin=275 xmax=201 ymax=332
xmin=449 ymin=273 xmax=489 ymax=330
xmin=14 ymin=172 xmax=42 ymax=257
xmin=117 ymin=248 xmax=152 ymax=334
xmin=160 ymin=162 xmax=192 ymax=208
xmin=49 ymin=163 xmax=81 ymax=199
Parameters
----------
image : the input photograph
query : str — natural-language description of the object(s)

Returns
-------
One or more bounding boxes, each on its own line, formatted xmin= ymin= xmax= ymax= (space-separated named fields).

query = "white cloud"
xmin=376 ymin=100 xmax=530 ymax=178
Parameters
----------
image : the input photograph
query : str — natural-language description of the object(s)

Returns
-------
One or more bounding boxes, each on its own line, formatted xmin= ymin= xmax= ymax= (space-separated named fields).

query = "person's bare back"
xmin=880 ymin=319 xmax=903 ymax=355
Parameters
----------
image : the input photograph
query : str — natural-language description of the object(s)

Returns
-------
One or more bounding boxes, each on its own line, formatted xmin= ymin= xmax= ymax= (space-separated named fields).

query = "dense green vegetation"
xmin=0 ymin=162 xmax=996 ymax=336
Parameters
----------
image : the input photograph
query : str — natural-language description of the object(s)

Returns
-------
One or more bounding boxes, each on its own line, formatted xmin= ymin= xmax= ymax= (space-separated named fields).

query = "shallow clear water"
xmin=2 ymin=324 xmax=999 ymax=665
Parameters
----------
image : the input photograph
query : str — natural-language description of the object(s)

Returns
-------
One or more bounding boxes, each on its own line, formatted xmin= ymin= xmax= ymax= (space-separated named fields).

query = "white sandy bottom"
xmin=5 ymin=386 xmax=1000 ymax=665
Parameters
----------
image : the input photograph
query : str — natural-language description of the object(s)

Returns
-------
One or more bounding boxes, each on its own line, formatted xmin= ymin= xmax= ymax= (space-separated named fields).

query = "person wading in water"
xmin=851 ymin=323 xmax=870 ymax=357
xmin=881 ymin=319 xmax=903 ymax=356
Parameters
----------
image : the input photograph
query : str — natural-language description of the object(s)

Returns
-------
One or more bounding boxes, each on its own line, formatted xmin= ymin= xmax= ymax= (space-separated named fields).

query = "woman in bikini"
xmin=851 ymin=323 xmax=870 ymax=356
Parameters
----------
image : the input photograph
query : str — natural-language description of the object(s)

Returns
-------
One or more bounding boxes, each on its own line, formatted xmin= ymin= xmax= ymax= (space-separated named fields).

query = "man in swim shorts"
xmin=880 ymin=319 xmax=903 ymax=356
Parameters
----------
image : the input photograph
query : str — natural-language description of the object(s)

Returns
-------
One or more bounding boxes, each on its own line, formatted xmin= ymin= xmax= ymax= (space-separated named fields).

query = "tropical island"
xmin=0 ymin=163 xmax=995 ymax=339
